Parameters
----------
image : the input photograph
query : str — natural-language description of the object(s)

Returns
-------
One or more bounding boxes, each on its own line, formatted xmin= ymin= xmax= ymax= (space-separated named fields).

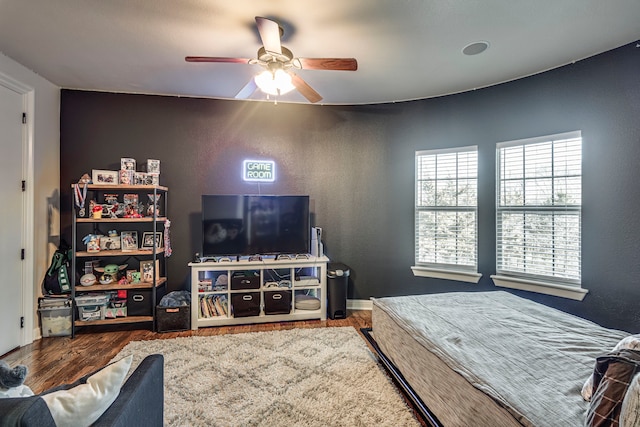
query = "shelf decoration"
xmin=164 ymin=219 xmax=172 ymax=257
xmin=92 ymin=169 xmax=119 ymax=185
xmin=73 ymin=182 xmax=88 ymax=217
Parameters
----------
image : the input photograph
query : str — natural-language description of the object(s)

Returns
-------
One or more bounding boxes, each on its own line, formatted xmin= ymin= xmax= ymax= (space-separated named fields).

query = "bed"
xmin=366 ymin=291 xmax=634 ymax=427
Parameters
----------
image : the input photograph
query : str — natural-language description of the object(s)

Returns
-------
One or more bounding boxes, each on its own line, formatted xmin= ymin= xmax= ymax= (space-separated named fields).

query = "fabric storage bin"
xmin=127 ymin=289 xmax=153 ymax=316
xmin=156 ymin=306 xmax=191 ymax=332
xmin=39 ymin=307 xmax=72 ymax=337
xmin=231 ymin=272 xmax=260 ymax=290
xmin=231 ymin=292 xmax=260 ymax=317
xmin=264 ymin=290 xmax=292 ymax=315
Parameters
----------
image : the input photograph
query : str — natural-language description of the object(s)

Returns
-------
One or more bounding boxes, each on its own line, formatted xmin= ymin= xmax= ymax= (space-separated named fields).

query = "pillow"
xmin=583 ymin=335 xmax=640 ymax=401
xmin=0 ymin=384 xmax=34 ymax=398
xmin=620 ymin=373 xmax=640 ymax=427
xmin=41 ymin=355 xmax=132 ymax=427
xmin=586 ymin=350 xmax=640 ymax=427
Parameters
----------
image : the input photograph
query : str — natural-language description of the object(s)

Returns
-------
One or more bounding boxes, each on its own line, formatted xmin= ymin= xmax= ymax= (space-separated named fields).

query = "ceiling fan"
xmin=185 ymin=16 xmax=358 ymax=103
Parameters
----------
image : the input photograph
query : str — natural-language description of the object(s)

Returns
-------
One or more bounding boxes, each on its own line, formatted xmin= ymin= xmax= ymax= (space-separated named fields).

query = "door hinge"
xmin=22 ymin=112 xmax=26 ymax=124
xmin=21 ymin=180 xmax=26 ymax=192
xmin=20 ymin=317 xmax=24 ymax=329
xmin=21 ymin=248 xmax=25 ymax=260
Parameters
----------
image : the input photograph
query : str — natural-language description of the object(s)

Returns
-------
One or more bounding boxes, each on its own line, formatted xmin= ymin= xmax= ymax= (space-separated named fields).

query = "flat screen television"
xmin=202 ymin=195 xmax=310 ymax=257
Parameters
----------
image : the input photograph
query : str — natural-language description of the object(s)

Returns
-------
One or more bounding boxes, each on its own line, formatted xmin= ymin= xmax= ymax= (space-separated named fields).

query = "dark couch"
xmin=0 ymin=354 xmax=164 ymax=427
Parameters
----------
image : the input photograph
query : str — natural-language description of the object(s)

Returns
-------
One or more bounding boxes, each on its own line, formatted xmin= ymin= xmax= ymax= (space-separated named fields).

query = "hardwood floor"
xmin=2 ymin=309 xmax=432 ymax=426
xmin=1 ymin=310 xmax=372 ymax=394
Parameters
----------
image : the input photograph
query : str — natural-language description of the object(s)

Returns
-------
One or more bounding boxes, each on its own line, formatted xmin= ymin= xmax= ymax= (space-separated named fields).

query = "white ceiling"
xmin=0 ymin=0 xmax=638 ymax=105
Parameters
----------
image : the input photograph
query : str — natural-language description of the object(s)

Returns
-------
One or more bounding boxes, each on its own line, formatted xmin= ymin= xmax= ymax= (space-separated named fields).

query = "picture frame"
xmin=141 ymin=231 xmax=163 ymax=249
xmin=120 ymin=231 xmax=138 ymax=251
xmin=92 ymin=169 xmax=119 ymax=185
xmin=140 ymin=259 xmax=160 ymax=282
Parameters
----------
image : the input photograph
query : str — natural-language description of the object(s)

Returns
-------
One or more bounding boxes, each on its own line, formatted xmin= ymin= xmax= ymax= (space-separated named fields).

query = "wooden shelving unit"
xmin=71 ymin=184 xmax=168 ymax=335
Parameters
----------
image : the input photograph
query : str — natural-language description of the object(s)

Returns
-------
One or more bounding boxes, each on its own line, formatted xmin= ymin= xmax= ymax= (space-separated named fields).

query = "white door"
xmin=0 ymin=83 xmax=24 ymax=355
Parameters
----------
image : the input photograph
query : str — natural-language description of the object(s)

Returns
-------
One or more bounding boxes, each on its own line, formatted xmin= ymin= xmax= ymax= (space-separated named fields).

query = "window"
xmin=412 ymin=146 xmax=481 ymax=283
xmin=492 ymin=131 xmax=587 ymax=300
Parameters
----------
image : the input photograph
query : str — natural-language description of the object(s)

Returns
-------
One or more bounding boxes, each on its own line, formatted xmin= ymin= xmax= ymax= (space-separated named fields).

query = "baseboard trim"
xmin=347 ymin=299 xmax=373 ymax=310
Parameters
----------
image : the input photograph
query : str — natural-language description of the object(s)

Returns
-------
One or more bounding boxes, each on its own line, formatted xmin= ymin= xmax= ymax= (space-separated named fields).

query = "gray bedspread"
xmin=373 ymin=291 xmax=629 ymax=426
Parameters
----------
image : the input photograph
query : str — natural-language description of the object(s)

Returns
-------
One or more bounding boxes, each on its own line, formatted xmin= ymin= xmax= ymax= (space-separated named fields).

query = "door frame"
xmin=0 ymin=71 xmax=35 ymax=347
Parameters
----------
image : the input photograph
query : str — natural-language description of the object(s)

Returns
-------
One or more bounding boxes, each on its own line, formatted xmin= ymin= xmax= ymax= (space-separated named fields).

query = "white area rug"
xmin=114 ymin=327 xmax=420 ymax=426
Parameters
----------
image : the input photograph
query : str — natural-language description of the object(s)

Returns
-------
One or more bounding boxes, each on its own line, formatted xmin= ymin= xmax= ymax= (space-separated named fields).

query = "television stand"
xmin=188 ymin=255 xmax=329 ymax=328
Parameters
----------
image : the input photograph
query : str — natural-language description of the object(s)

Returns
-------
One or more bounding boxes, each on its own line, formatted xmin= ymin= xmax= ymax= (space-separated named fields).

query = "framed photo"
xmin=140 ymin=260 xmax=160 ymax=282
xmin=141 ymin=231 xmax=163 ymax=249
xmin=121 ymin=158 xmax=136 ymax=171
xmin=120 ymin=231 xmax=138 ymax=251
xmin=92 ymin=169 xmax=118 ymax=185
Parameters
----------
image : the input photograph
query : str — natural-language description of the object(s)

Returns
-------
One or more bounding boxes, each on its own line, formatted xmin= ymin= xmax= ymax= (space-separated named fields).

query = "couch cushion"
xmin=0 ymin=396 xmax=56 ymax=427
xmin=40 ymin=355 xmax=132 ymax=427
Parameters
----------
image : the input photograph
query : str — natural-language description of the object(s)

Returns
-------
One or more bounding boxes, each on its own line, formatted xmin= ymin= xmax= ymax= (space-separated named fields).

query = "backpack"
xmin=42 ymin=244 xmax=74 ymax=295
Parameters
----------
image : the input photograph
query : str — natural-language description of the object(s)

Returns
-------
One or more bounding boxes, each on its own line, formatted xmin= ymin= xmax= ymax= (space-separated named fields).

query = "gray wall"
xmin=61 ymin=42 xmax=640 ymax=332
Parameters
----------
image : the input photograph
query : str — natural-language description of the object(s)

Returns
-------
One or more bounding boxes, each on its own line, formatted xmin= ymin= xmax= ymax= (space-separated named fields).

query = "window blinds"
xmin=496 ymin=132 xmax=582 ymax=284
xmin=415 ymin=147 xmax=478 ymax=270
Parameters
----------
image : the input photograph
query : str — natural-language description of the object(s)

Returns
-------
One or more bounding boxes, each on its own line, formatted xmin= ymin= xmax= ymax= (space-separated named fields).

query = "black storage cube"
xmin=231 ymin=292 xmax=260 ymax=317
xmin=127 ymin=290 xmax=153 ymax=316
xmin=156 ymin=306 xmax=191 ymax=332
xmin=264 ymin=290 xmax=292 ymax=315
xmin=231 ymin=272 xmax=260 ymax=290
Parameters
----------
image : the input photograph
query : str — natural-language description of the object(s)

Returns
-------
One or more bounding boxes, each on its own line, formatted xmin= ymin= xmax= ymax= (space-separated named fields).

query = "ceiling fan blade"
xmin=297 ymin=58 xmax=358 ymax=71
xmin=185 ymin=56 xmax=251 ymax=64
xmin=290 ymin=73 xmax=323 ymax=103
xmin=235 ymin=78 xmax=258 ymax=99
xmin=255 ymin=16 xmax=282 ymax=55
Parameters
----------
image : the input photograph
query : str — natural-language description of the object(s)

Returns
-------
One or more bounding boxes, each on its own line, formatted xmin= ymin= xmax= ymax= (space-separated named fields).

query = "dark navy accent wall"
xmin=61 ymin=42 xmax=640 ymax=332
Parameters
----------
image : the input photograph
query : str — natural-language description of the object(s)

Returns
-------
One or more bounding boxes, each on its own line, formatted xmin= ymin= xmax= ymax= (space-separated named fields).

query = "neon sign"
xmin=243 ymin=159 xmax=275 ymax=182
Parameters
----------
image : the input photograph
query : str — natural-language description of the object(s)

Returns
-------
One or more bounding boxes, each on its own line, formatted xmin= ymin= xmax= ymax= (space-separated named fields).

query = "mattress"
xmin=372 ymin=291 xmax=629 ymax=427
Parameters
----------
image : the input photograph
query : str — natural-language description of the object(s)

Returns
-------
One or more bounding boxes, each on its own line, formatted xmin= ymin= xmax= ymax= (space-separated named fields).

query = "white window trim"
xmin=412 ymin=266 xmax=482 ymax=283
xmin=414 ymin=145 xmax=480 ymax=282
xmin=491 ymin=275 xmax=588 ymax=301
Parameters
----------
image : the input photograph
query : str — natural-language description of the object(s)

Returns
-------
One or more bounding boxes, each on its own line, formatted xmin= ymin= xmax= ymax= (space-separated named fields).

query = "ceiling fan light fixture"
xmin=255 ymin=69 xmax=295 ymax=96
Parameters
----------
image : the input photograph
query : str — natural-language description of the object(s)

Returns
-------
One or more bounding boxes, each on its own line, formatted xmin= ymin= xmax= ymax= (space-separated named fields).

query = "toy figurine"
xmin=82 ymin=234 xmax=101 ymax=252
xmin=92 ymin=204 xmax=103 ymax=219
xmin=94 ymin=264 xmax=127 ymax=285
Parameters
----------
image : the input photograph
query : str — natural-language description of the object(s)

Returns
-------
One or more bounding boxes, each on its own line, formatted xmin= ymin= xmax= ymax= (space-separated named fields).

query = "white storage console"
xmin=189 ymin=256 xmax=329 ymax=329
